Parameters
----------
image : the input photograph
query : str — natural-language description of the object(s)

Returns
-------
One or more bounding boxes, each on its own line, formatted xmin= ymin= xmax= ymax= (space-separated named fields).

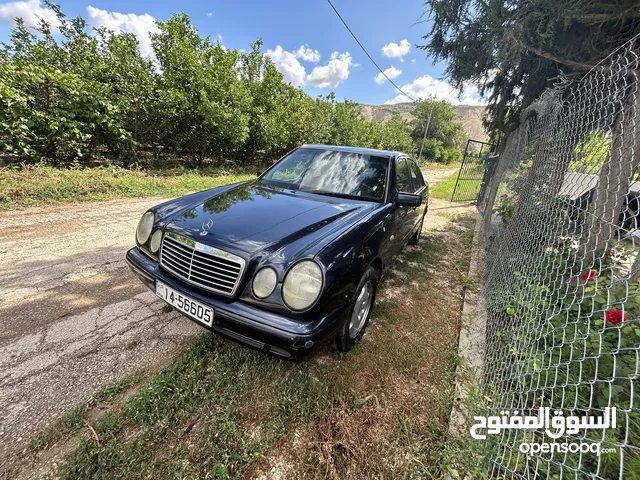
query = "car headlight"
xmin=136 ymin=211 xmax=154 ymax=245
xmin=253 ymin=267 xmax=277 ymax=299
xmin=149 ymin=229 xmax=163 ymax=253
xmin=282 ymin=260 xmax=323 ymax=311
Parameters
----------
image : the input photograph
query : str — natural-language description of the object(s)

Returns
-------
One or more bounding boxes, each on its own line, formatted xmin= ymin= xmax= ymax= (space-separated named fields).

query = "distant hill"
xmin=358 ymin=103 xmax=488 ymax=143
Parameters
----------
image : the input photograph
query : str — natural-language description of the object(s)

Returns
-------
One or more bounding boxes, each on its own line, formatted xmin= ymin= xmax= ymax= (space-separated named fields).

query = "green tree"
xmin=411 ymin=100 xmax=464 ymax=163
xmin=151 ymin=13 xmax=250 ymax=159
xmin=0 ymin=64 xmax=128 ymax=161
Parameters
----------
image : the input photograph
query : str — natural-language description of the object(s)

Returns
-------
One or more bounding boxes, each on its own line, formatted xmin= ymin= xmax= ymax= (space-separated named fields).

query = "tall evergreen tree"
xmin=420 ymin=0 xmax=640 ymax=136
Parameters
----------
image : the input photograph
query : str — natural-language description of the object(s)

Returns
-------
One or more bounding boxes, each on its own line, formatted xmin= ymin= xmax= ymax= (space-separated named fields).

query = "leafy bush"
xmin=493 ymin=193 xmax=516 ymax=225
xmin=0 ymin=64 xmax=128 ymax=161
xmin=500 ymin=246 xmax=640 ymax=478
xmin=569 ymin=130 xmax=610 ymax=173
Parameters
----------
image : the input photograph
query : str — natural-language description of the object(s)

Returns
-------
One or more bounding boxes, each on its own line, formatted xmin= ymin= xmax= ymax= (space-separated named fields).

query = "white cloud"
xmin=410 ymin=59 xmax=416 ymax=63
xmin=266 ymin=45 xmax=307 ymax=86
xmin=206 ymin=12 xmax=212 ymax=17
xmin=86 ymin=6 xmax=159 ymax=60
xmin=382 ymin=39 xmax=410 ymax=59
xmin=295 ymin=45 xmax=320 ymax=62
xmin=0 ymin=2 xmax=160 ymax=60
xmin=384 ymin=75 xmax=486 ymax=105
xmin=375 ymin=66 xmax=402 ymax=85
xmin=266 ymin=45 xmax=351 ymax=89
xmin=0 ymin=0 xmax=60 ymax=31
xmin=265 ymin=45 xmax=321 ymax=86
xmin=306 ymin=52 xmax=352 ymax=88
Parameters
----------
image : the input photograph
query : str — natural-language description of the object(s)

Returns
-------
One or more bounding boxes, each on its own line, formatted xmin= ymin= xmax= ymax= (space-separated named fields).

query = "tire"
xmin=335 ymin=267 xmax=378 ymax=352
xmin=408 ymin=217 xmax=424 ymax=245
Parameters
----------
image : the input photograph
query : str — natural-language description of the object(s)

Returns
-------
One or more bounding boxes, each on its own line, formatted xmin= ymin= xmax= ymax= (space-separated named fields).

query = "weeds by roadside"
xmin=30 ymin=405 xmax=88 ymax=452
xmin=0 ymin=164 xmax=255 ymax=210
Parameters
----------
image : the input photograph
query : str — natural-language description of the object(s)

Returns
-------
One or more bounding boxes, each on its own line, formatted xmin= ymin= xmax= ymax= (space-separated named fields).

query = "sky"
xmin=0 ymin=0 xmax=485 ymax=106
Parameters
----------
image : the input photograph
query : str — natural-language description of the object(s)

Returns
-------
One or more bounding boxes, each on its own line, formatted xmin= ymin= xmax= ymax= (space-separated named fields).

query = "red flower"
xmin=610 ymin=249 xmax=617 ymax=256
xmin=605 ymin=309 xmax=626 ymax=325
xmin=581 ymin=270 xmax=597 ymax=281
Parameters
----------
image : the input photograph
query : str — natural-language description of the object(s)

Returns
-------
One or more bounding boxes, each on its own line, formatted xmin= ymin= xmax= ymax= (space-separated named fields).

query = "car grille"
xmin=159 ymin=231 xmax=246 ymax=297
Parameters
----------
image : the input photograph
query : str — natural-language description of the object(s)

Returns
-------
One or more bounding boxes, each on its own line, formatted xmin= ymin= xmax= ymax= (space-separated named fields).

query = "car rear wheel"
xmin=335 ymin=267 xmax=378 ymax=352
xmin=408 ymin=217 xmax=424 ymax=245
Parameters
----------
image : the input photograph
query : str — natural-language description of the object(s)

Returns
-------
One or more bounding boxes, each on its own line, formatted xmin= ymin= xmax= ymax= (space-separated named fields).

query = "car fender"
xmin=311 ymin=204 xmax=391 ymax=316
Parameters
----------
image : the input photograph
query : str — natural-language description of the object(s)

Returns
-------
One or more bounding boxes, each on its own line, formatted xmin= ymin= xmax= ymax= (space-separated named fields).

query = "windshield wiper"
xmin=301 ymin=189 xmax=378 ymax=202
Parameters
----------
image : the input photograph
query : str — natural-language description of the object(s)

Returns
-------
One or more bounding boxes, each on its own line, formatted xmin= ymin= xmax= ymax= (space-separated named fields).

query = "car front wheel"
xmin=335 ymin=267 xmax=378 ymax=352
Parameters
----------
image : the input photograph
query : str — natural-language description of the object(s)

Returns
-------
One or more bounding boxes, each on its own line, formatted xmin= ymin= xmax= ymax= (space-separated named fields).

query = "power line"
xmin=326 ymin=0 xmax=437 ymax=161
xmin=325 ymin=0 xmax=416 ymax=102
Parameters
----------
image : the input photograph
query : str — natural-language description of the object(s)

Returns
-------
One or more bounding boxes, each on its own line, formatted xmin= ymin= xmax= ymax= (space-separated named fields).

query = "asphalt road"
xmin=0 ymin=198 xmax=203 ymax=468
xmin=0 ymin=167 xmax=459 ymax=471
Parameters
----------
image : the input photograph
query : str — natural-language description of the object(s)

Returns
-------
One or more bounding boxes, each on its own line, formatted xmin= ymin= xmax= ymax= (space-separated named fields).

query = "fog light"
xmin=149 ymin=230 xmax=162 ymax=253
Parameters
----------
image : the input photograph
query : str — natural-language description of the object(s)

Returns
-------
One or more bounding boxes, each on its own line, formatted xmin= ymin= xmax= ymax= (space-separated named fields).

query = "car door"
xmin=394 ymin=157 xmax=416 ymax=248
xmin=407 ymin=158 xmax=428 ymax=227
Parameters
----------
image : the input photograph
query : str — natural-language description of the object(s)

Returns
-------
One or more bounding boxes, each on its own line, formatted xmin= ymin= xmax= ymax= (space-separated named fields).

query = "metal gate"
xmin=450 ymin=139 xmax=496 ymax=204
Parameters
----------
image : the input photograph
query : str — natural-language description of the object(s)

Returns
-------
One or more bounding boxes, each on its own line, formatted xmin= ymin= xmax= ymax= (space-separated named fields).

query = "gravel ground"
xmin=0 ymin=168 xmax=461 ymax=474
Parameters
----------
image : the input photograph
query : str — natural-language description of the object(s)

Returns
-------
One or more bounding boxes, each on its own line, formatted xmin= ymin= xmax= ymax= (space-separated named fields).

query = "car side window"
xmin=396 ymin=159 xmax=414 ymax=193
xmin=408 ymin=159 xmax=425 ymax=193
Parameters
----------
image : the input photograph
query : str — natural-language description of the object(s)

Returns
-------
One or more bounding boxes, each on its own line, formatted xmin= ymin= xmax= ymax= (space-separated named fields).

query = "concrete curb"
xmin=445 ymin=214 xmax=488 ymax=478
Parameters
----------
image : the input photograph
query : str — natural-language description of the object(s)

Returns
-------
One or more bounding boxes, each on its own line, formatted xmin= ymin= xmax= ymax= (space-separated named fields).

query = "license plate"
xmin=156 ymin=281 xmax=214 ymax=327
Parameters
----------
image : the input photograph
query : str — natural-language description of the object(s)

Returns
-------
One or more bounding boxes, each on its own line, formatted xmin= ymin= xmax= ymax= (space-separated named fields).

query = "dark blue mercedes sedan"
xmin=126 ymin=145 xmax=429 ymax=358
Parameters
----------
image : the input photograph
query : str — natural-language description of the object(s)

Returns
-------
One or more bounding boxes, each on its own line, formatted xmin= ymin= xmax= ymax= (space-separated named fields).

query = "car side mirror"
xmin=397 ymin=192 xmax=422 ymax=207
xmin=257 ymin=170 xmax=263 ymax=177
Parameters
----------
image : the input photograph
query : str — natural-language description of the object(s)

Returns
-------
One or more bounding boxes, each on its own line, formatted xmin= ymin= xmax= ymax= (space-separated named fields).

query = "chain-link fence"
xmin=472 ymin=36 xmax=640 ymax=479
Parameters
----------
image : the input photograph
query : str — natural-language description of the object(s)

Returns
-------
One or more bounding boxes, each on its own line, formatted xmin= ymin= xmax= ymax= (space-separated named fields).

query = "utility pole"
xmin=417 ymin=95 xmax=437 ymax=162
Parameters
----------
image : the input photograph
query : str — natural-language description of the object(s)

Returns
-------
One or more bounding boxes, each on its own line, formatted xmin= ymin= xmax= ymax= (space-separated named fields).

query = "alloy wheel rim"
xmin=349 ymin=281 xmax=373 ymax=339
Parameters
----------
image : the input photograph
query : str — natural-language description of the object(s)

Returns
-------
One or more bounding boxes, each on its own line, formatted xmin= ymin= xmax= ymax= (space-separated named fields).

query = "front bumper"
xmin=125 ymin=247 xmax=347 ymax=358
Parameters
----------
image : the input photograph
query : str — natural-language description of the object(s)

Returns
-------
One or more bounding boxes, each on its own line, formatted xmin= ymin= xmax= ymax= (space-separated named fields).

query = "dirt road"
xmin=0 ymin=167 xmax=460 ymax=471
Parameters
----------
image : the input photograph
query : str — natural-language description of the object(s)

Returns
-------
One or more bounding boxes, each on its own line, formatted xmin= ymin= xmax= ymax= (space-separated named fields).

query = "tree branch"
xmin=526 ymin=47 xmax=599 ymax=72
xmin=527 ymin=46 xmax=639 ymax=77
xmin=578 ymin=9 xmax=640 ymax=25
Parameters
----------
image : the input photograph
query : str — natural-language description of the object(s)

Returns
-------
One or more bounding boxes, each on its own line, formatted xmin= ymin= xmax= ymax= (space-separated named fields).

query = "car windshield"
xmin=262 ymin=148 xmax=389 ymax=202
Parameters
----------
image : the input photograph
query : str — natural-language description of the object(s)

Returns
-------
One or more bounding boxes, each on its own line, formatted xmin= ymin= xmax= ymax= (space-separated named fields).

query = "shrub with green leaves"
xmin=500 ymin=247 xmax=640 ymax=478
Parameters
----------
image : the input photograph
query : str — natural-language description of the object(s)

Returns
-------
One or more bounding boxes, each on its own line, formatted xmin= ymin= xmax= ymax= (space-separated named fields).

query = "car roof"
xmin=299 ymin=144 xmax=405 ymax=159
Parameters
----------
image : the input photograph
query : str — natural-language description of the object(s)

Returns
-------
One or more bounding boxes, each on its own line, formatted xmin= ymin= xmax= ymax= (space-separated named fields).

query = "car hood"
xmin=165 ymin=181 xmax=376 ymax=260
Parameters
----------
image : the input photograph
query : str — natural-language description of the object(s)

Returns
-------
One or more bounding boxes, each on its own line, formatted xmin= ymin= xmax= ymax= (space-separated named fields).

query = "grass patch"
xmin=421 ymin=161 xmax=461 ymax=171
xmin=47 ymin=215 xmax=476 ymax=479
xmin=0 ymin=164 xmax=255 ymax=210
xmin=29 ymin=374 xmax=145 ymax=453
xmin=30 ymin=404 xmax=88 ymax=451
xmin=93 ymin=374 xmax=143 ymax=403
xmin=430 ymin=171 xmax=459 ymax=200
xmin=430 ymin=170 xmax=482 ymax=201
